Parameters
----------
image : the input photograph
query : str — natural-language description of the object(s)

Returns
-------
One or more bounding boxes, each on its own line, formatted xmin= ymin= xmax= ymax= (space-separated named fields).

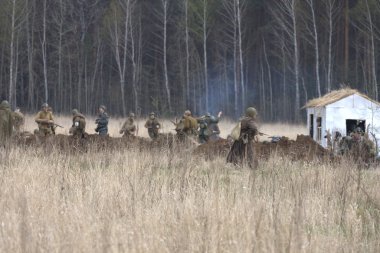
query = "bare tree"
xmin=271 ymin=0 xmax=301 ymax=121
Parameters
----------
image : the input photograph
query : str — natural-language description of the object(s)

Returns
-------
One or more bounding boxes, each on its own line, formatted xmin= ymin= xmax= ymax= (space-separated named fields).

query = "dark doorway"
xmin=346 ymin=119 xmax=366 ymax=135
xmin=317 ymin=117 xmax=322 ymax=141
xmin=309 ymin=114 xmax=314 ymax=137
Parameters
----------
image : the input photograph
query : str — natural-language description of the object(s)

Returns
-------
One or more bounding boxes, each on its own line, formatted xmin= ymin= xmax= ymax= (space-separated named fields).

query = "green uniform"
xmin=70 ymin=113 xmax=86 ymax=137
xmin=0 ymin=101 xmax=13 ymax=143
xmin=145 ymin=118 xmax=161 ymax=139
xmin=182 ymin=116 xmax=198 ymax=135
xmin=35 ymin=111 xmax=54 ymax=136
xmin=120 ymin=117 xmax=137 ymax=137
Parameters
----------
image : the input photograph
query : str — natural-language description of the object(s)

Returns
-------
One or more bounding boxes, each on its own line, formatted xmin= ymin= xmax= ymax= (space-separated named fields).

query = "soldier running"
xmin=120 ymin=113 xmax=137 ymax=137
xmin=69 ymin=109 xmax=86 ymax=138
xmin=35 ymin=103 xmax=55 ymax=136
xmin=145 ymin=112 xmax=161 ymax=139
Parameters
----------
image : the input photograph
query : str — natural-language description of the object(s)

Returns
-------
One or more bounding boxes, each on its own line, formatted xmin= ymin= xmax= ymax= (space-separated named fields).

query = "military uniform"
xmin=35 ymin=106 xmax=54 ymax=136
xmin=204 ymin=114 xmax=221 ymax=141
xmin=95 ymin=112 xmax=109 ymax=136
xmin=182 ymin=115 xmax=198 ymax=136
xmin=227 ymin=107 xmax=259 ymax=168
xmin=0 ymin=101 xmax=13 ymax=143
xmin=145 ymin=113 xmax=161 ymax=139
xmin=69 ymin=109 xmax=86 ymax=137
xmin=12 ymin=110 xmax=24 ymax=133
xmin=120 ymin=113 xmax=137 ymax=137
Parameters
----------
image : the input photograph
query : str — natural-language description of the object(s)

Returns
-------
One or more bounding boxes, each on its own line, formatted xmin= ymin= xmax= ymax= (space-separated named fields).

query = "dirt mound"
xmin=194 ymin=135 xmax=332 ymax=162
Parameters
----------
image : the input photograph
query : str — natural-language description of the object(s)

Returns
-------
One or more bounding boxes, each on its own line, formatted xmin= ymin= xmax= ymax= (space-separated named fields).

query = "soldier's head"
xmin=184 ymin=110 xmax=191 ymax=117
xmin=149 ymin=112 xmax=155 ymax=119
xmin=99 ymin=105 xmax=106 ymax=113
xmin=72 ymin=109 xmax=79 ymax=116
xmin=205 ymin=112 xmax=211 ymax=118
xmin=245 ymin=107 xmax=257 ymax=119
xmin=41 ymin=103 xmax=49 ymax=112
xmin=0 ymin=100 xmax=10 ymax=109
xmin=129 ymin=112 xmax=135 ymax=119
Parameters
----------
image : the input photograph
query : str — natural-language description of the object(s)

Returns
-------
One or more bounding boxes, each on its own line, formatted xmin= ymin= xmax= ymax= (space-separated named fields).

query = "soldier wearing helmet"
xmin=227 ymin=107 xmax=259 ymax=168
xmin=178 ymin=110 xmax=198 ymax=138
xmin=69 ymin=109 xmax=86 ymax=138
xmin=0 ymin=100 xmax=14 ymax=143
xmin=145 ymin=112 xmax=161 ymax=139
xmin=120 ymin=112 xmax=137 ymax=137
xmin=95 ymin=105 xmax=109 ymax=136
xmin=35 ymin=103 xmax=54 ymax=136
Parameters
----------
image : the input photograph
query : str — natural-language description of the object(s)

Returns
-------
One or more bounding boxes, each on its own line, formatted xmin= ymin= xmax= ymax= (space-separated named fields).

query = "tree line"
xmin=0 ymin=0 xmax=377 ymax=121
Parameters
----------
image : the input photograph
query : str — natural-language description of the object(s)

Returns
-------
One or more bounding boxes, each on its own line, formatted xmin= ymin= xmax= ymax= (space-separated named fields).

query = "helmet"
xmin=72 ymin=109 xmax=79 ymax=115
xmin=129 ymin=112 xmax=135 ymax=118
xmin=0 ymin=100 xmax=10 ymax=108
xmin=184 ymin=110 xmax=191 ymax=116
xmin=205 ymin=112 xmax=211 ymax=117
xmin=99 ymin=105 xmax=106 ymax=111
xmin=41 ymin=103 xmax=49 ymax=108
xmin=150 ymin=112 xmax=155 ymax=116
xmin=245 ymin=107 xmax=257 ymax=118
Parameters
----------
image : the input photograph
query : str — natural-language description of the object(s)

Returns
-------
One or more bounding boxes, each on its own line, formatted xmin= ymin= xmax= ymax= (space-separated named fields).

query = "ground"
xmin=1 ymin=116 xmax=380 ymax=252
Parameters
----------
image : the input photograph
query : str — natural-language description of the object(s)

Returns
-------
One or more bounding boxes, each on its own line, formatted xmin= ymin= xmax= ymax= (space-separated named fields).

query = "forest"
xmin=0 ymin=0 xmax=377 ymax=121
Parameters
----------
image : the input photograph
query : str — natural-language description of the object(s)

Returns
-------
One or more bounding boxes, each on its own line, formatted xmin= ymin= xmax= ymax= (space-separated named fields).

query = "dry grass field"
xmin=1 ymin=115 xmax=380 ymax=252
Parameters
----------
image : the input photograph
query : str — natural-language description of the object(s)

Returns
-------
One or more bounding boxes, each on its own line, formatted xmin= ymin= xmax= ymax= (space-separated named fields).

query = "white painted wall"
xmin=307 ymin=94 xmax=380 ymax=153
xmin=307 ymin=106 xmax=326 ymax=146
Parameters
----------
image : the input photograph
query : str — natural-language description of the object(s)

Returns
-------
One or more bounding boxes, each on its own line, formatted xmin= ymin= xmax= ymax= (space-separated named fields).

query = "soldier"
xmin=204 ymin=112 xmax=222 ymax=141
xmin=95 ymin=105 xmax=109 ymax=136
xmin=69 ymin=109 xmax=86 ymax=138
xmin=0 ymin=100 xmax=14 ymax=143
xmin=227 ymin=107 xmax=259 ymax=168
xmin=198 ymin=118 xmax=208 ymax=144
xmin=145 ymin=112 xmax=161 ymax=139
xmin=13 ymin=107 xmax=25 ymax=133
xmin=181 ymin=110 xmax=198 ymax=136
xmin=35 ymin=103 xmax=54 ymax=136
xmin=120 ymin=112 xmax=137 ymax=137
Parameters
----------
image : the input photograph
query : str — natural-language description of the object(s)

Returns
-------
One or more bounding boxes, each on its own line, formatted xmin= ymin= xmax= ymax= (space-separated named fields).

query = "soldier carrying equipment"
xmin=69 ymin=109 xmax=86 ymax=138
xmin=227 ymin=107 xmax=259 ymax=168
xmin=35 ymin=103 xmax=55 ymax=136
xmin=120 ymin=112 xmax=137 ymax=137
xmin=145 ymin=112 xmax=161 ymax=139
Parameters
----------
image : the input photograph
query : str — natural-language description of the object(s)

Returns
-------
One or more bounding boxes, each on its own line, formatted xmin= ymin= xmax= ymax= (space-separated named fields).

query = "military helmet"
xmin=99 ymin=105 xmax=106 ymax=111
xmin=41 ymin=103 xmax=49 ymax=108
xmin=184 ymin=110 xmax=191 ymax=116
xmin=150 ymin=112 xmax=155 ymax=116
xmin=129 ymin=112 xmax=135 ymax=118
xmin=205 ymin=112 xmax=211 ymax=117
xmin=245 ymin=107 xmax=257 ymax=118
xmin=72 ymin=109 xmax=79 ymax=115
xmin=1 ymin=100 xmax=9 ymax=106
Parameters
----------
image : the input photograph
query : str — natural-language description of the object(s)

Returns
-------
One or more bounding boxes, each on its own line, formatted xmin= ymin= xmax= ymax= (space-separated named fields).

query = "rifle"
xmin=51 ymin=123 xmax=64 ymax=128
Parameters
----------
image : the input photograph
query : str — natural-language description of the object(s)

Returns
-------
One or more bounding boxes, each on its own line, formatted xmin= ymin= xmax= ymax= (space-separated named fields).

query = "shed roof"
xmin=303 ymin=88 xmax=380 ymax=108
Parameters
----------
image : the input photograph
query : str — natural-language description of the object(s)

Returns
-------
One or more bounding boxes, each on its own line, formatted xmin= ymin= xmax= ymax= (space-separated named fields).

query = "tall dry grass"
xmin=2 ymin=116 xmax=379 ymax=252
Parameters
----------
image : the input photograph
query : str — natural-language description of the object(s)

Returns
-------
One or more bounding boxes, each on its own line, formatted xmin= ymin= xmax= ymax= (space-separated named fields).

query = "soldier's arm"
xmin=35 ymin=112 xmax=46 ymax=123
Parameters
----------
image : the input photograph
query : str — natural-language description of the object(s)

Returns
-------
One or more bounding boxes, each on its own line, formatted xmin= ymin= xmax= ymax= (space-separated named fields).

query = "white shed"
xmin=304 ymin=88 xmax=380 ymax=149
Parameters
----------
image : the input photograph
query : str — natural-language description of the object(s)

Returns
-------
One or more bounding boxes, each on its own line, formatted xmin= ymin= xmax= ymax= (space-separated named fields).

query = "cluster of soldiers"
xmin=0 ymin=100 xmax=228 ymax=144
xmin=1 ymin=99 xmax=260 ymax=167
xmin=327 ymin=127 xmax=377 ymax=158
